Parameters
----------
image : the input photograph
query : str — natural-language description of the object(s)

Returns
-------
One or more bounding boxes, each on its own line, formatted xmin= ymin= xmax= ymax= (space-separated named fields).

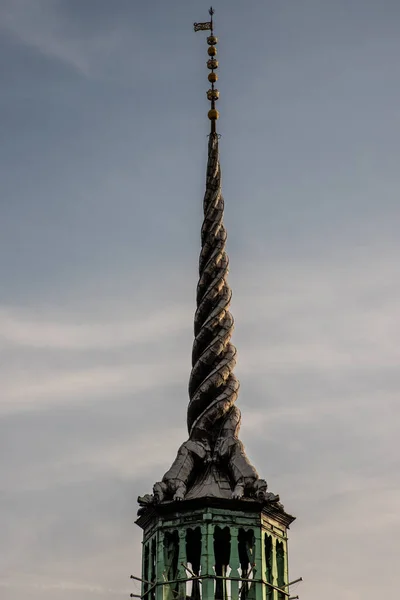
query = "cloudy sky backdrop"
xmin=1 ymin=1 xmax=400 ymax=599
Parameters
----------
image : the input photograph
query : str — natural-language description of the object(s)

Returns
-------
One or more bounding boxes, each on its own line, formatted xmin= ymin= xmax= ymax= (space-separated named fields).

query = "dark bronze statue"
xmin=153 ymin=405 xmax=264 ymax=502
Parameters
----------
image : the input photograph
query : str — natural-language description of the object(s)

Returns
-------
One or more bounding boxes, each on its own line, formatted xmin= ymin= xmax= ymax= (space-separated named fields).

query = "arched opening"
xmin=238 ymin=529 xmax=255 ymax=600
xmin=163 ymin=531 xmax=179 ymax=600
xmin=213 ymin=526 xmax=231 ymax=600
xmin=143 ymin=543 xmax=150 ymax=599
xmin=151 ymin=537 xmax=157 ymax=600
xmin=186 ymin=527 xmax=202 ymax=600
xmin=265 ymin=535 xmax=273 ymax=600
xmin=276 ymin=541 xmax=285 ymax=600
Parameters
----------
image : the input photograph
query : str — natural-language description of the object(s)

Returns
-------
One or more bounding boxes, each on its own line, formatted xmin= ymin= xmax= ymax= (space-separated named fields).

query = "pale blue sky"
xmin=1 ymin=1 xmax=400 ymax=599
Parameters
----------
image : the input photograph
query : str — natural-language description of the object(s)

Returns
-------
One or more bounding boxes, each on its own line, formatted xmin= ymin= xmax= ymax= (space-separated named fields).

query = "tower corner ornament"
xmin=137 ymin=8 xmax=282 ymax=512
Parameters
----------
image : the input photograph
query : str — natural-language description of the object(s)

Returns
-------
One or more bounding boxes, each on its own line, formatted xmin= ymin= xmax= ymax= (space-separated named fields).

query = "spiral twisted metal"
xmin=187 ymin=132 xmax=240 ymax=436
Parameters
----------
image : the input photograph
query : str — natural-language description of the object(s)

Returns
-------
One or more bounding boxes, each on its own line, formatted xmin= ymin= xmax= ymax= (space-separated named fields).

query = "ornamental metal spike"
xmin=188 ymin=8 xmax=238 ymax=443
xmin=194 ymin=6 xmax=219 ymax=133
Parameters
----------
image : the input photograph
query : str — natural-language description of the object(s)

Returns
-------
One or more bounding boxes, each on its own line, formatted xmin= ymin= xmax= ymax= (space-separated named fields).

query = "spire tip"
xmin=194 ymin=9 xmax=219 ymax=132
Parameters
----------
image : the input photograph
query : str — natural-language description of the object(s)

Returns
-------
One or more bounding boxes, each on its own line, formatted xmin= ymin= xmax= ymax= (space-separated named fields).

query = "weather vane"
xmin=194 ymin=7 xmax=219 ymax=133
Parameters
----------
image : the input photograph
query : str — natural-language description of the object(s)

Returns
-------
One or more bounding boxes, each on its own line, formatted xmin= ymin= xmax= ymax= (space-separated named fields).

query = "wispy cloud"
xmin=0 ymin=304 xmax=191 ymax=350
xmin=0 ymin=361 xmax=187 ymax=414
xmin=235 ymin=253 xmax=400 ymax=372
xmin=0 ymin=0 xmax=132 ymax=77
xmin=2 ymin=253 xmax=399 ymax=419
xmin=0 ymin=299 xmax=193 ymax=415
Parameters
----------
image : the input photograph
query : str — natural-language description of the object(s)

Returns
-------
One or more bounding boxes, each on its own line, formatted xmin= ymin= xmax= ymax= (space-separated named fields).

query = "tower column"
xmin=229 ymin=525 xmax=240 ymax=600
xmin=135 ymin=8 xmax=297 ymax=600
xmin=200 ymin=517 xmax=214 ymax=600
xmin=156 ymin=534 xmax=164 ymax=600
xmin=253 ymin=527 xmax=264 ymax=600
xmin=272 ymin=537 xmax=277 ymax=600
xmin=177 ymin=529 xmax=187 ymax=599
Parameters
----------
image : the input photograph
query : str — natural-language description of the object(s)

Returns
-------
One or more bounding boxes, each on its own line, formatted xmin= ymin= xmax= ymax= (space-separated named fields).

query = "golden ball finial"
xmin=207 ymin=89 xmax=219 ymax=101
xmin=208 ymin=72 xmax=218 ymax=83
xmin=207 ymin=35 xmax=218 ymax=45
xmin=207 ymin=46 xmax=217 ymax=57
xmin=207 ymin=59 xmax=218 ymax=70
xmin=208 ymin=108 xmax=219 ymax=120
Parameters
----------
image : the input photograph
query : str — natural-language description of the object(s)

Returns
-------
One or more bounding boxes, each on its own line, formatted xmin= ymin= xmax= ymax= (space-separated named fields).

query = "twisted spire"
xmin=188 ymin=7 xmax=239 ymax=439
xmin=187 ymin=132 xmax=239 ymax=437
xmin=145 ymin=10 xmax=277 ymax=504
